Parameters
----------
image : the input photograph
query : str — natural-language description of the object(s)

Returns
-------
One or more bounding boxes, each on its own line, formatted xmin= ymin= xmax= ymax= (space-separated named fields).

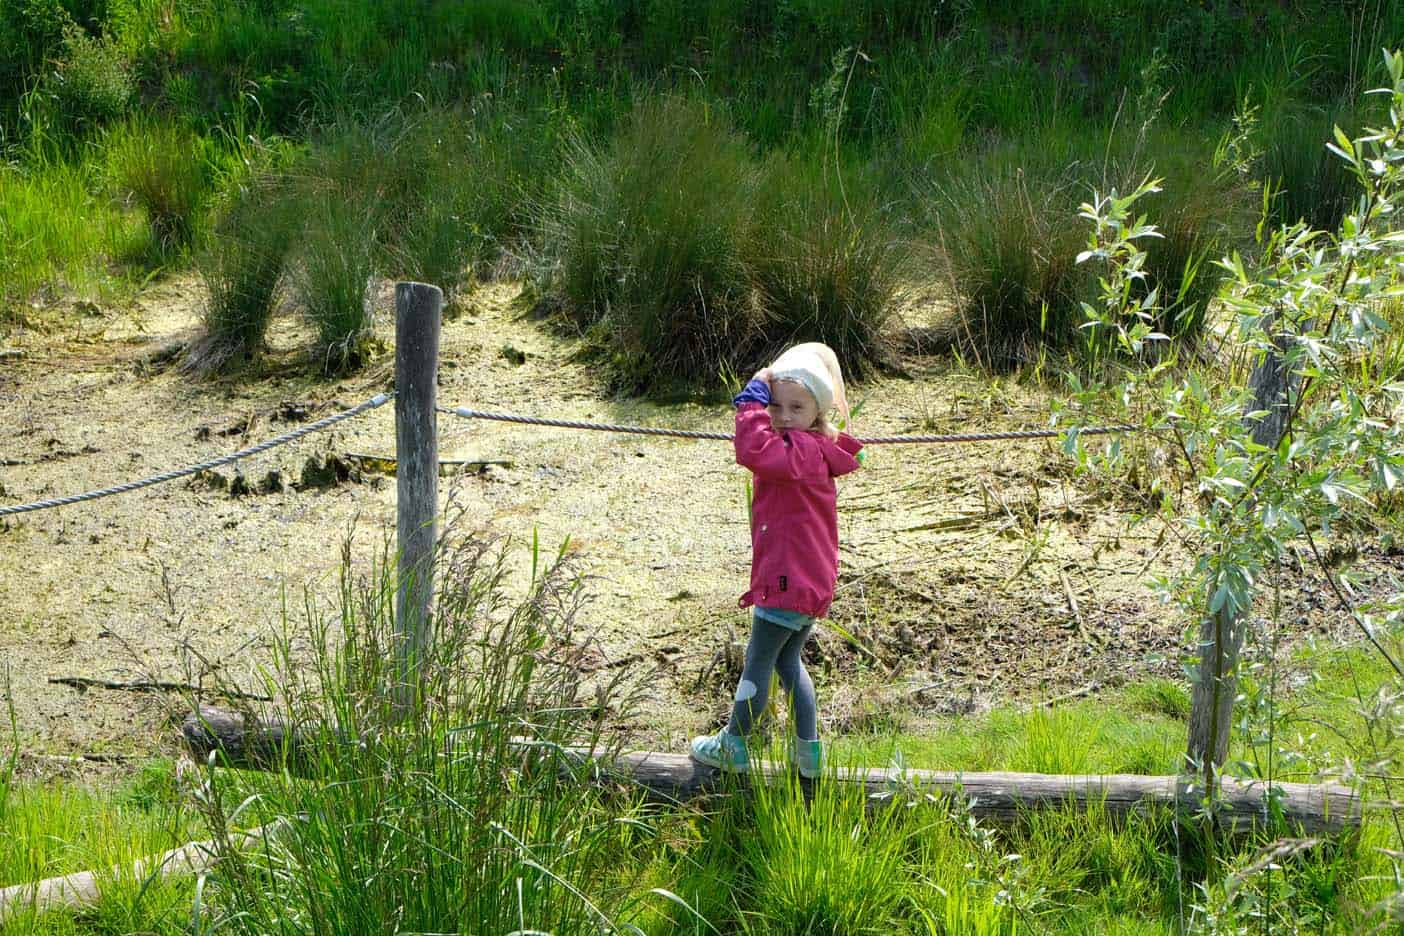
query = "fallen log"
xmin=0 ymin=823 xmax=276 ymax=924
xmin=183 ymin=705 xmax=1361 ymax=835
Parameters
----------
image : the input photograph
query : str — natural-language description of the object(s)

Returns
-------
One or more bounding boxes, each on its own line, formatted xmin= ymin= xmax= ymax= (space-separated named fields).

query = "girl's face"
xmin=767 ymin=379 xmax=820 ymax=431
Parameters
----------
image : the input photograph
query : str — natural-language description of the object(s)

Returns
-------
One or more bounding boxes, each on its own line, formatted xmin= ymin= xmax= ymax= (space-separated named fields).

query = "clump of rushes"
xmin=293 ymin=189 xmax=379 ymax=374
xmin=188 ymin=171 xmax=299 ymax=373
xmin=1259 ymin=101 xmax=1364 ymax=232
xmin=933 ymin=159 xmax=1091 ymax=369
xmin=1132 ymin=170 xmax=1238 ymax=348
xmin=385 ymin=105 xmax=558 ymax=303
xmin=194 ymin=531 xmax=648 ymax=934
xmin=541 ymin=95 xmax=906 ymax=394
xmin=751 ymin=157 xmax=906 ymax=377
xmin=105 ymin=119 xmax=212 ymax=258
xmin=540 ymin=95 xmax=764 ymax=392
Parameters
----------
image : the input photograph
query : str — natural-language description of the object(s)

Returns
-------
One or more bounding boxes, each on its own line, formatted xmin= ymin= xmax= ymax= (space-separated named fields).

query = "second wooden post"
xmin=394 ymin=281 xmax=442 ymax=706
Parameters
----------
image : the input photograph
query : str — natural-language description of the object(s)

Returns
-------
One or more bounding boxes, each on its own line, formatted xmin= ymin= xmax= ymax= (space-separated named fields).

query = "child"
xmin=690 ymin=342 xmax=863 ymax=778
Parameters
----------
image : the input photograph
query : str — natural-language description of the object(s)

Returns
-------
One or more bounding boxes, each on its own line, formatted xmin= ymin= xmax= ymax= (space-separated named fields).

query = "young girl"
xmin=690 ymin=342 xmax=863 ymax=778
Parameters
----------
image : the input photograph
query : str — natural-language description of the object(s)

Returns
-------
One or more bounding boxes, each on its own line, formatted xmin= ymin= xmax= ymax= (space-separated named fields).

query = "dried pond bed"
xmin=0 ymin=278 xmax=1387 ymax=774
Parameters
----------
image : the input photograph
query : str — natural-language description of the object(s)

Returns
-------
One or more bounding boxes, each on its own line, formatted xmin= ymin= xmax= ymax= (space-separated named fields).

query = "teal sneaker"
xmin=789 ymin=737 xmax=824 ymax=779
xmin=690 ymin=730 xmax=749 ymax=773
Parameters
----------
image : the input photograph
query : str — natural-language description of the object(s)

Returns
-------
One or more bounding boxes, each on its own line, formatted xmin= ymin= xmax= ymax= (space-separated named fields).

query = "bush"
xmin=751 ymin=158 xmax=905 ymax=378
xmin=540 ymin=95 xmax=764 ymax=392
xmin=106 ymin=120 xmax=212 ymax=257
xmin=293 ymin=188 xmax=379 ymax=374
xmin=33 ymin=22 xmax=132 ymax=145
xmin=0 ymin=0 xmax=73 ymax=141
xmin=931 ymin=158 xmax=1091 ymax=369
xmin=191 ymin=171 xmax=299 ymax=371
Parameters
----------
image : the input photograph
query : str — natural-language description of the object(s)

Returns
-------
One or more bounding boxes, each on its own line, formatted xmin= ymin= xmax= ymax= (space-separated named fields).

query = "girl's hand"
xmin=751 ymin=367 xmax=773 ymax=385
xmin=820 ymin=422 xmax=839 ymax=441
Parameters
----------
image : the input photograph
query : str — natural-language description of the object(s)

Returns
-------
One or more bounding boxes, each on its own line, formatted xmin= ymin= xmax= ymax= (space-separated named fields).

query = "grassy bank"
xmin=3 ymin=2 xmax=1400 ymax=381
xmin=3 ymin=637 xmax=1397 ymax=934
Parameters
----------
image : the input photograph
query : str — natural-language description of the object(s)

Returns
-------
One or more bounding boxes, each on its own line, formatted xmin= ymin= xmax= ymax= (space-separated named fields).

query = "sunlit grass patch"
xmin=831 ymin=695 xmax=1183 ymax=777
xmin=0 ymin=161 xmax=144 ymax=322
xmin=0 ymin=760 xmax=196 ymax=936
xmin=291 ymin=190 xmax=379 ymax=374
xmin=740 ymin=772 xmax=911 ymax=935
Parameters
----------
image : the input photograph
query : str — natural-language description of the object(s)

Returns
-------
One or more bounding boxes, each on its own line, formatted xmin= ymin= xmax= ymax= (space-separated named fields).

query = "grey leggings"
xmin=727 ymin=613 xmax=818 ymax=740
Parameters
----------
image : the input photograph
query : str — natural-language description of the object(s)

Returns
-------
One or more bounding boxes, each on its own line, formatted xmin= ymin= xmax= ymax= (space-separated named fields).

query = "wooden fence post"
xmin=394 ymin=282 xmax=442 ymax=706
xmin=1187 ymin=327 xmax=1297 ymax=780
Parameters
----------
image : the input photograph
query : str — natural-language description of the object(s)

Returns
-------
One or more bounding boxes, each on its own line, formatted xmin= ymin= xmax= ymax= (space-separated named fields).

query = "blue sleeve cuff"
xmin=732 ymin=379 xmax=771 ymax=407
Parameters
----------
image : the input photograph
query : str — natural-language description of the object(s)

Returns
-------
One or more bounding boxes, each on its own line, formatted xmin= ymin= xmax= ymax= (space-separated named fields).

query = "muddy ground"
xmin=0 ymin=278 xmax=1382 ymax=778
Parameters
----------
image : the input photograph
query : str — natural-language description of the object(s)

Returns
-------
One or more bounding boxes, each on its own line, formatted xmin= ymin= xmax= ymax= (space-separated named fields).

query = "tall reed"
xmin=190 ymin=170 xmax=299 ymax=372
xmin=292 ymin=190 xmax=379 ymax=374
xmin=195 ymin=531 xmax=648 ymax=934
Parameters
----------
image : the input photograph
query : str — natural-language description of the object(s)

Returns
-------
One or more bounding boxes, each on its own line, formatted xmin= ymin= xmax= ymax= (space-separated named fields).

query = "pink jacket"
xmin=734 ymin=402 xmax=863 ymax=617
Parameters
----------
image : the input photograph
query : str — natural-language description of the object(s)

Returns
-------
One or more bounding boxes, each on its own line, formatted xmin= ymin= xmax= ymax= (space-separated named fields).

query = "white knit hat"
xmin=769 ymin=342 xmax=849 ymax=425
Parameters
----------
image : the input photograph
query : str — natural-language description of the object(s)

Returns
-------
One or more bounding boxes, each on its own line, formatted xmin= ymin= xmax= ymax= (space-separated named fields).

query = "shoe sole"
xmin=689 ymin=747 xmax=749 ymax=774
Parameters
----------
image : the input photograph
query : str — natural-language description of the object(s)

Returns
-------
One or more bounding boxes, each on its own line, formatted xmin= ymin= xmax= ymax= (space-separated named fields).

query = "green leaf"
xmin=1210 ymin=582 xmax=1230 ymax=613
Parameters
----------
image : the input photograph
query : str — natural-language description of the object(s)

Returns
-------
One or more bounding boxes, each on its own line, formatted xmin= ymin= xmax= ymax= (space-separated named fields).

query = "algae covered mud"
xmin=0 ymin=278 xmax=1374 ymax=768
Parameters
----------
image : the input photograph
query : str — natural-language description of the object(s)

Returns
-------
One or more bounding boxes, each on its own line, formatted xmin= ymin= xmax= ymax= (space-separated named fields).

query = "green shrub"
xmin=540 ymin=96 xmax=907 ymax=393
xmin=930 ymin=128 xmax=1239 ymax=370
xmin=931 ymin=158 xmax=1091 ymax=369
xmin=294 ymin=189 xmax=379 ymax=374
xmin=751 ymin=158 xmax=905 ymax=378
xmin=540 ymin=95 xmax=764 ymax=392
xmin=35 ymin=22 xmax=133 ymax=144
xmin=105 ymin=119 xmax=212 ymax=257
xmin=191 ymin=170 xmax=299 ymax=371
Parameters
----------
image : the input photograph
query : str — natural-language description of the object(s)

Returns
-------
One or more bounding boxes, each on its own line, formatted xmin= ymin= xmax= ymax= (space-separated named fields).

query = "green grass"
xmin=539 ymin=96 xmax=905 ymax=393
xmin=0 ymin=761 xmax=196 ymax=936
xmin=539 ymin=94 xmax=765 ymax=392
xmin=292 ymin=187 xmax=379 ymax=374
xmin=924 ymin=148 xmax=1094 ymax=369
xmin=750 ymin=156 xmax=906 ymax=378
xmin=192 ymin=168 xmax=299 ymax=371
xmin=3 ymin=630 xmax=1397 ymax=934
xmin=182 ymin=532 xmax=658 ymax=934
xmin=5 ymin=4 xmax=1401 ymax=368
xmin=0 ymin=159 xmax=145 ymax=323
xmin=105 ymin=119 xmax=215 ymax=263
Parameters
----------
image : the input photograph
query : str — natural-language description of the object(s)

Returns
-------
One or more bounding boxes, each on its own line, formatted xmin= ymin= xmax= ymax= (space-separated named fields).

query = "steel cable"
xmin=441 ymin=405 xmax=1137 ymax=445
xmin=0 ymin=394 xmax=392 ymax=518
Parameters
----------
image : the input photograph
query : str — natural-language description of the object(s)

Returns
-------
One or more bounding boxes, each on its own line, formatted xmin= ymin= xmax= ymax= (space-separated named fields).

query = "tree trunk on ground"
xmin=182 ymin=706 xmax=1359 ymax=835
